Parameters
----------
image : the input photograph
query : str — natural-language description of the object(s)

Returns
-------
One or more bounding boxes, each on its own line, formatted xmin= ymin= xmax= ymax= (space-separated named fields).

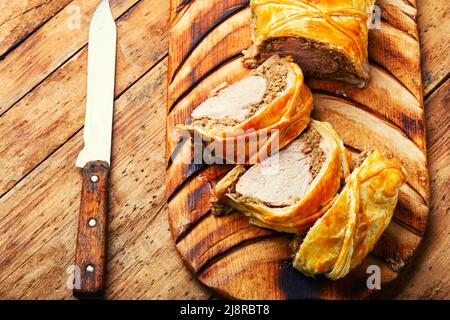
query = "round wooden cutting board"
xmin=166 ymin=0 xmax=429 ymax=299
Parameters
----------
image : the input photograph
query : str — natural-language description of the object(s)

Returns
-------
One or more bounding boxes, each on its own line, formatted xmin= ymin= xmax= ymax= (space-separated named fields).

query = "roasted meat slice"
xmin=213 ymin=120 xmax=350 ymax=234
xmin=176 ymin=55 xmax=313 ymax=164
xmin=244 ymin=0 xmax=376 ymax=87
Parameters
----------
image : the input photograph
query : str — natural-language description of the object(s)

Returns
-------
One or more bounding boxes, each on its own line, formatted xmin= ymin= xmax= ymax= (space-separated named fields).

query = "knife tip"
xmin=92 ymin=0 xmax=115 ymax=25
xmin=97 ymin=0 xmax=112 ymax=13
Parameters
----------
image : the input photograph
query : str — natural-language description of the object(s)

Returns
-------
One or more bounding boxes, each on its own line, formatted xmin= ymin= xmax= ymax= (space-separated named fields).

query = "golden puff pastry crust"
xmin=293 ymin=150 xmax=406 ymax=280
xmin=244 ymin=0 xmax=376 ymax=87
xmin=176 ymin=55 xmax=313 ymax=164
xmin=213 ymin=120 xmax=351 ymax=234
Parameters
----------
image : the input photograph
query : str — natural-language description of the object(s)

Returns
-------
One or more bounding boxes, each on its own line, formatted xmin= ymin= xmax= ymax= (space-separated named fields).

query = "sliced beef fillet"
xmin=192 ymin=76 xmax=268 ymax=124
xmin=175 ymin=55 xmax=313 ymax=164
xmin=244 ymin=0 xmax=376 ymax=88
xmin=191 ymin=55 xmax=292 ymax=134
xmin=213 ymin=120 xmax=351 ymax=234
xmin=259 ymin=38 xmax=363 ymax=87
xmin=236 ymin=128 xmax=324 ymax=207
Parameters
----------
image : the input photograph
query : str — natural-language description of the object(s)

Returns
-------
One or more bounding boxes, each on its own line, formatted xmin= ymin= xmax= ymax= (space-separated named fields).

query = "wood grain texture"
xmin=167 ymin=7 xmax=251 ymax=109
xmin=0 ymin=58 xmax=210 ymax=300
xmin=417 ymin=0 xmax=450 ymax=96
xmin=0 ymin=0 xmax=447 ymax=300
xmin=370 ymin=6 xmax=449 ymax=275
xmin=380 ymin=79 xmax=450 ymax=299
xmin=0 ymin=0 xmax=140 ymax=115
xmin=0 ymin=0 xmax=168 ymax=196
xmin=0 ymin=1 xmax=209 ymax=300
xmin=167 ymin=0 xmax=430 ymax=299
xmin=0 ymin=0 xmax=73 ymax=59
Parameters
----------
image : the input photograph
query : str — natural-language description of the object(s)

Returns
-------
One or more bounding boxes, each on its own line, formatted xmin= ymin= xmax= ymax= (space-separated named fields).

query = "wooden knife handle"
xmin=73 ymin=160 xmax=109 ymax=299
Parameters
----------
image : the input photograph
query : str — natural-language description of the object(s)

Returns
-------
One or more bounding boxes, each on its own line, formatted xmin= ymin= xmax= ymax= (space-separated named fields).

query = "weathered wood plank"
xmin=198 ymin=236 xmax=399 ymax=300
xmin=0 ymin=0 xmax=168 ymax=196
xmin=168 ymin=165 xmax=231 ymax=241
xmin=198 ymin=236 xmax=294 ymax=300
xmin=170 ymin=0 xmax=188 ymax=23
xmin=376 ymin=0 xmax=418 ymax=39
xmin=0 ymin=0 xmax=140 ymax=115
xmin=417 ymin=0 xmax=450 ymax=96
xmin=371 ymin=220 xmax=422 ymax=271
xmin=107 ymin=211 xmax=212 ymax=299
xmin=306 ymin=65 xmax=426 ymax=151
xmin=168 ymin=0 xmax=248 ymax=83
xmin=319 ymin=255 xmax=398 ymax=299
xmin=396 ymin=185 xmax=429 ymax=234
xmin=384 ymin=79 xmax=450 ymax=299
xmin=176 ymin=212 xmax=274 ymax=272
xmin=0 ymin=0 xmax=73 ymax=59
xmin=369 ymin=21 xmax=422 ymax=102
xmin=0 ymin=59 xmax=210 ymax=300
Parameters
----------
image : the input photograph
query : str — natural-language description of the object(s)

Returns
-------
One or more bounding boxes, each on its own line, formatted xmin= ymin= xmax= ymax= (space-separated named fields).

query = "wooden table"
xmin=0 ymin=0 xmax=447 ymax=299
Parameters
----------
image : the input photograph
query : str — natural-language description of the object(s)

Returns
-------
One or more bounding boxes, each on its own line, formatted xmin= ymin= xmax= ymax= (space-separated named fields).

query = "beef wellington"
xmin=213 ymin=120 xmax=351 ymax=234
xmin=176 ymin=55 xmax=313 ymax=164
xmin=244 ymin=0 xmax=376 ymax=87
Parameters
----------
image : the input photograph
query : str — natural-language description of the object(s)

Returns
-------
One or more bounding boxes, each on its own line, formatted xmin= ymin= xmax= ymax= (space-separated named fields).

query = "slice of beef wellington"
xmin=293 ymin=151 xmax=406 ymax=280
xmin=244 ymin=0 xmax=376 ymax=87
xmin=213 ymin=120 xmax=351 ymax=234
xmin=176 ymin=55 xmax=313 ymax=164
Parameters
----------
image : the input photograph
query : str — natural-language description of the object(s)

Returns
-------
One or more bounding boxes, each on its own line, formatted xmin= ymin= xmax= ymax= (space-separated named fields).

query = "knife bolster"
xmin=74 ymin=160 xmax=109 ymax=299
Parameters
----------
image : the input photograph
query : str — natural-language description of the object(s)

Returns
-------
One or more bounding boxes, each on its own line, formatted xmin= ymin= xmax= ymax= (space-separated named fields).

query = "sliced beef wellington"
xmin=177 ymin=55 xmax=313 ymax=164
xmin=213 ymin=120 xmax=351 ymax=234
xmin=293 ymin=151 xmax=406 ymax=280
xmin=244 ymin=0 xmax=376 ymax=87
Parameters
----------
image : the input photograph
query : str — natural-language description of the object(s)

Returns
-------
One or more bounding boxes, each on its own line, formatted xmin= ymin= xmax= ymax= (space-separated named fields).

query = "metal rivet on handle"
xmin=86 ymin=265 xmax=95 ymax=273
xmin=88 ymin=218 xmax=97 ymax=227
xmin=91 ymin=175 xmax=99 ymax=183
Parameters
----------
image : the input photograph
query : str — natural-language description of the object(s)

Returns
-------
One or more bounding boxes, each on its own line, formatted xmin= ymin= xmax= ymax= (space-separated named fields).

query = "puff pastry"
xmin=213 ymin=120 xmax=350 ymax=234
xmin=293 ymin=151 xmax=406 ymax=280
xmin=176 ymin=55 xmax=313 ymax=164
xmin=244 ymin=0 xmax=376 ymax=87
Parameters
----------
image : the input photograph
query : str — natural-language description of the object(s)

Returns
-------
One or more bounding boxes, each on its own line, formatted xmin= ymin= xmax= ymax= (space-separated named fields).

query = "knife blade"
xmin=74 ymin=0 xmax=116 ymax=299
xmin=76 ymin=0 xmax=116 ymax=168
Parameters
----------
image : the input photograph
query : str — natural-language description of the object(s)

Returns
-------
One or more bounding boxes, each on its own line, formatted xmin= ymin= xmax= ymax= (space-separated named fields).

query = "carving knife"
xmin=74 ymin=0 xmax=116 ymax=299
